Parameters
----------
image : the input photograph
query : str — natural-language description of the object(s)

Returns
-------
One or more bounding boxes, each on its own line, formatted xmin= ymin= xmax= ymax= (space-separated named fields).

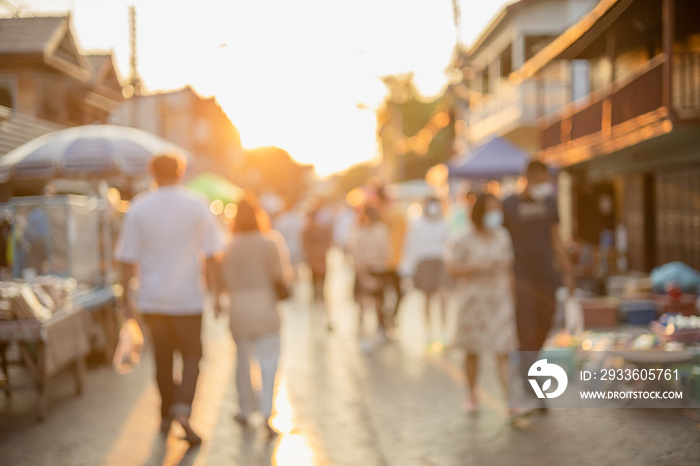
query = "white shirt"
xmin=333 ymin=206 xmax=356 ymax=247
xmin=115 ymin=186 xmax=223 ymax=315
xmin=400 ymin=215 xmax=449 ymax=276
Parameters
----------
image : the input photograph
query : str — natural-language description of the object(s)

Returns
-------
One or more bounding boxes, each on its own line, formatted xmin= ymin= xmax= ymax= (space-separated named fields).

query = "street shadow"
xmin=143 ymin=434 xmax=203 ymax=466
xmin=201 ymin=357 xmax=277 ymax=465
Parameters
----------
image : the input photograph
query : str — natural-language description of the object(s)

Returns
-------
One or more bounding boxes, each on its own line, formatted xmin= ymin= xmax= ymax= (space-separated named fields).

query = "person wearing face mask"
xmin=502 ymin=160 xmax=575 ymax=412
xmin=447 ymin=193 xmax=517 ymax=414
xmin=400 ymin=197 xmax=450 ymax=345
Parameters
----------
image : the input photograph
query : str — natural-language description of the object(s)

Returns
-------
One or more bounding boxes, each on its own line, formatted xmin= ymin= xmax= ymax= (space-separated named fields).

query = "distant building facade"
xmin=450 ymin=0 xmax=597 ymax=155
xmin=110 ymin=86 xmax=243 ymax=175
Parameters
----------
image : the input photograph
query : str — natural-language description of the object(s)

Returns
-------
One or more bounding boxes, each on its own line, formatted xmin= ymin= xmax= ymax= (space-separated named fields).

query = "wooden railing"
xmin=611 ymin=63 xmax=663 ymax=126
xmin=541 ymin=55 xmax=667 ymax=150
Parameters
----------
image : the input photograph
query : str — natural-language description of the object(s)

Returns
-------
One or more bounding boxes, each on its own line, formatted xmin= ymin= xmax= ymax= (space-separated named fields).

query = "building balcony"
xmin=466 ymin=79 xmax=569 ymax=150
xmin=539 ymin=52 xmax=700 ymax=165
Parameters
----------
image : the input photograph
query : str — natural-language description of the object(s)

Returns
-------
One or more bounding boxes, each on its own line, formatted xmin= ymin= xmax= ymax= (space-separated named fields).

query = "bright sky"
xmin=9 ymin=0 xmax=510 ymax=176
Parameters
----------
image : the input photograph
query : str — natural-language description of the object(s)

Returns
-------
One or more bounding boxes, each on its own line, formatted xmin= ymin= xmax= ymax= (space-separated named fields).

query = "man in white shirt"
xmin=115 ymin=153 xmax=222 ymax=444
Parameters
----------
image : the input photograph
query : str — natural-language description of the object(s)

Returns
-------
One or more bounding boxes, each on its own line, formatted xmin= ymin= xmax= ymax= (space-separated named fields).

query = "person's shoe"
xmin=160 ymin=417 xmax=172 ymax=434
xmin=175 ymin=415 xmax=202 ymax=445
xmin=264 ymin=419 xmax=278 ymax=440
xmin=233 ymin=413 xmax=248 ymax=426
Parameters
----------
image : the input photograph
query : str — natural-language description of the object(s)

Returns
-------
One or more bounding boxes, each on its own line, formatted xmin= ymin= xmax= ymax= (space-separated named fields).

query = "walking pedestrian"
xmin=401 ymin=197 xmax=450 ymax=345
xmin=375 ymin=186 xmax=407 ymax=326
xmin=302 ymin=204 xmax=334 ymax=331
xmin=447 ymin=187 xmax=477 ymax=240
xmin=332 ymin=200 xmax=356 ymax=258
xmin=448 ymin=193 xmax=518 ymax=413
xmin=349 ymin=205 xmax=391 ymax=346
xmin=220 ymin=194 xmax=291 ymax=437
xmin=115 ymin=153 xmax=223 ymax=445
xmin=274 ymin=200 xmax=306 ymax=282
xmin=502 ymin=160 xmax=575 ymax=410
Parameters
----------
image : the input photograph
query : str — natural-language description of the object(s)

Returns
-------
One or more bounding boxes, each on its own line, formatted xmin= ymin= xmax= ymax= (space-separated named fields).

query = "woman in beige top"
xmin=220 ymin=194 xmax=290 ymax=437
xmin=349 ymin=205 xmax=391 ymax=344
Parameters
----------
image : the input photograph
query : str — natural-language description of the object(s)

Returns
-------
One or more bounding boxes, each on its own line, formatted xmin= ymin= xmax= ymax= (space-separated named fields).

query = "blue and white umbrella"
xmin=0 ymin=124 xmax=191 ymax=182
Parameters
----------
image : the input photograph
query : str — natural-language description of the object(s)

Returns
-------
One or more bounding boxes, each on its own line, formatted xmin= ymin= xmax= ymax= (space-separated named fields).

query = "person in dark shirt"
xmin=503 ymin=160 xmax=574 ymax=410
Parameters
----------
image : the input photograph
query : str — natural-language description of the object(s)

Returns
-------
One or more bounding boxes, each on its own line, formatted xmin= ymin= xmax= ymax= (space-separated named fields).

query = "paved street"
xmin=1 ymin=249 xmax=700 ymax=466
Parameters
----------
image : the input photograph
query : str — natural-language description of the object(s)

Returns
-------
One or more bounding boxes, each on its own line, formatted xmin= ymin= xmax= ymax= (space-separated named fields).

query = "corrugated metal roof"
xmin=0 ymin=106 xmax=63 ymax=157
xmin=0 ymin=16 xmax=66 ymax=55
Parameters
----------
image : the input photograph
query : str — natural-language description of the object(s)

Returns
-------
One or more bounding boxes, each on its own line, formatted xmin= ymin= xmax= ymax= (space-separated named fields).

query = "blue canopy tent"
xmin=448 ymin=137 xmax=528 ymax=179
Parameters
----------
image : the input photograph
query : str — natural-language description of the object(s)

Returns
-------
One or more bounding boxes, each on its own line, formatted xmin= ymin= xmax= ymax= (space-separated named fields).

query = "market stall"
xmin=542 ymin=314 xmax=700 ymax=407
xmin=0 ymin=279 xmax=88 ymax=420
xmin=9 ymin=194 xmax=119 ymax=364
xmin=0 ymin=194 xmax=119 ymax=419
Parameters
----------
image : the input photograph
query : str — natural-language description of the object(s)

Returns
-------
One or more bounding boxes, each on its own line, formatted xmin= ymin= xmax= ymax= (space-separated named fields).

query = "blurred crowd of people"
xmin=242 ymin=159 xmax=574 ymax=420
xmin=115 ymin=154 xmax=575 ymax=443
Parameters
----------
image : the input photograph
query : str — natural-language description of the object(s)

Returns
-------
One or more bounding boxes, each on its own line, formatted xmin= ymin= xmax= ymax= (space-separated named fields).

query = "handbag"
xmin=274 ymin=280 xmax=291 ymax=301
xmin=113 ymin=318 xmax=144 ymax=374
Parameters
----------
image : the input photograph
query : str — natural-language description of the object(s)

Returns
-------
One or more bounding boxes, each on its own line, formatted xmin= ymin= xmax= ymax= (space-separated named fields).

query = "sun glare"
xmin=63 ymin=0 xmax=467 ymax=177
xmin=27 ymin=0 xmax=513 ymax=177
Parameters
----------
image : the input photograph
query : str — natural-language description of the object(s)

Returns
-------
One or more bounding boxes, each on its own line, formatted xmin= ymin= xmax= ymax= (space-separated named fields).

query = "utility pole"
xmin=128 ymin=5 xmax=143 ymax=131
xmin=129 ymin=5 xmax=142 ymax=97
xmin=452 ymin=0 xmax=461 ymax=45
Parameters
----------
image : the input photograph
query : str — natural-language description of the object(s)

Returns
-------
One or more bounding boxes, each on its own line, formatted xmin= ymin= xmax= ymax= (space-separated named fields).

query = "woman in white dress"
xmin=447 ymin=193 xmax=518 ymax=413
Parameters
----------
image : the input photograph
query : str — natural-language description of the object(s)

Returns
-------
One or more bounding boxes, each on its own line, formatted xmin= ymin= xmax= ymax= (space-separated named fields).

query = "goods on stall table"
xmin=0 ymin=283 xmax=52 ymax=321
xmin=0 ymin=277 xmax=76 ymax=322
xmin=579 ymin=297 xmax=619 ymax=327
xmin=652 ymin=294 xmax=698 ymax=316
xmin=618 ymin=300 xmax=659 ymax=325
xmin=34 ymin=275 xmax=76 ymax=311
xmin=650 ymin=313 xmax=700 ymax=343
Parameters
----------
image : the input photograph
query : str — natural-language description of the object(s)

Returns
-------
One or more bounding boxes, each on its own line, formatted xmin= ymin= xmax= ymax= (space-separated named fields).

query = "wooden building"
xmin=517 ymin=0 xmax=700 ymax=271
xmin=0 ymin=15 xmax=123 ymax=128
xmin=0 ymin=14 xmax=124 ymax=165
xmin=450 ymin=0 xmax=597 ymax=155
